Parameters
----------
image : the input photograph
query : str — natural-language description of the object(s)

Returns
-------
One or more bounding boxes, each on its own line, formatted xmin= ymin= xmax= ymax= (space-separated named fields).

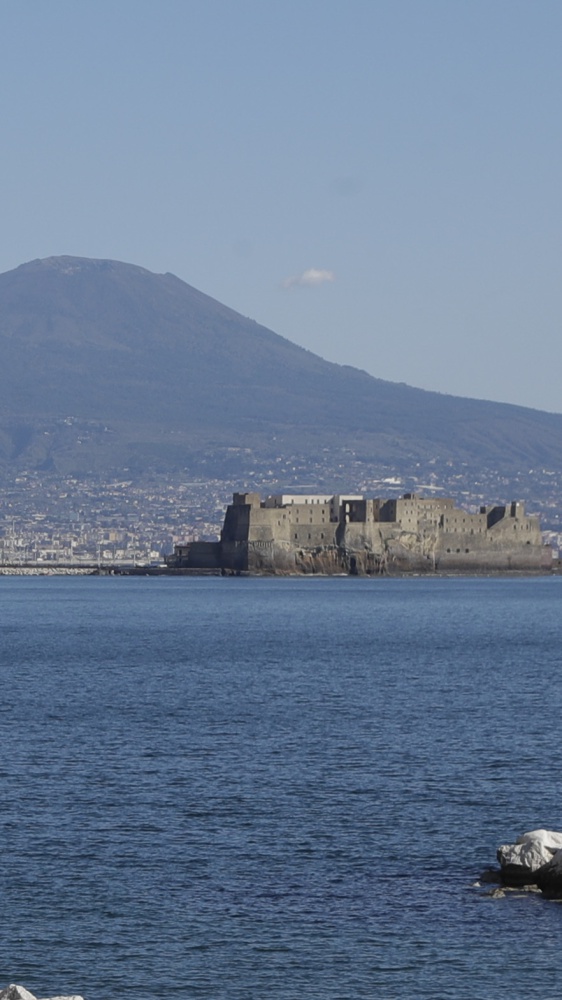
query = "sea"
xmin=1 ymin=574 xmax=561 ymax=1000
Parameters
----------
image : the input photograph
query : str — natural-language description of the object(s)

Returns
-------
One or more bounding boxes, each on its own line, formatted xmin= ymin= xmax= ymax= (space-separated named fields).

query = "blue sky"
xmin=1 ymin=0 xmax=561 ymax=412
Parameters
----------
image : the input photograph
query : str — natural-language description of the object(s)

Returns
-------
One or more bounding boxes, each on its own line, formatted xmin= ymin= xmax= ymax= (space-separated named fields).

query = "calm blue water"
xmin=1 ymin=575 xmax=561 ymax=999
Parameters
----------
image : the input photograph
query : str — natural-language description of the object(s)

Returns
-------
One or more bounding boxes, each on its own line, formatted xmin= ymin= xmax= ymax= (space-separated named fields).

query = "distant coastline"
xmin=1 ymin=489 xmax=556 ymax=578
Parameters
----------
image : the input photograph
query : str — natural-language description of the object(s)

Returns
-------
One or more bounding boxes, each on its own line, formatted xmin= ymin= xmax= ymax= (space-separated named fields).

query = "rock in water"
xmin=535 ymin=849 xmax=562 ymax=898
xmin=0 ymin=988 xmax=84 ymax=1000
xmin=497 ymin=829 xmax=562 ymax=885
xmin=0 ymin=989 xmax=38 ymax=1000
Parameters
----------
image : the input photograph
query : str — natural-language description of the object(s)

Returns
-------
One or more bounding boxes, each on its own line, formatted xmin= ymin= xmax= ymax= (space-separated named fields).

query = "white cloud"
xmin=283 ymin=267 xmax=335 ymax=288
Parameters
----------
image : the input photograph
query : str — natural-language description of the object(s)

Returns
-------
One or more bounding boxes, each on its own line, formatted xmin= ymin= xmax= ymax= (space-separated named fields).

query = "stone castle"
xmin=168 ymin=491 xmax=550 ymax=574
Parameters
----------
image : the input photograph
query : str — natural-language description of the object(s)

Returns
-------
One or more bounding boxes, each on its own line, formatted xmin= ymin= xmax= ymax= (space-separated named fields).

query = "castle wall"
xmin=167 ymin=541 xmax=221 ymax=569
xmin=440 ymin=511 xmax=487 ymax=533
xmin=221 ymin=502 xmax=252 ymax=542
xmin=172 ymin=490 xmax=550 ymax=575
xmin=487 ymin=513 xmax=541 ymax=543
xmin=264 ymin=493 xmax=334 ymax=508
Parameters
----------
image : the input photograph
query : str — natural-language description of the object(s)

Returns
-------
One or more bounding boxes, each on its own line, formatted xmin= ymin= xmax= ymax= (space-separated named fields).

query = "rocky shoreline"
xmin=0 ymin=567 xmax=96 ymax=576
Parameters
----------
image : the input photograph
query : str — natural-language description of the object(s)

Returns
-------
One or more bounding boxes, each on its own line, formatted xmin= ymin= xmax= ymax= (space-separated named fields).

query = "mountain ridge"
xmin=0 ymin=254 xmax=560 ymax=480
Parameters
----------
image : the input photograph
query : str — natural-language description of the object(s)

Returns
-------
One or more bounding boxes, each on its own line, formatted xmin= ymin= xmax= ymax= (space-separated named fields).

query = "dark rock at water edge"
xmin=535 ymin=852 xmax=562 ymax=898
xmin=496 ymin=829 xmax=562 ymax=893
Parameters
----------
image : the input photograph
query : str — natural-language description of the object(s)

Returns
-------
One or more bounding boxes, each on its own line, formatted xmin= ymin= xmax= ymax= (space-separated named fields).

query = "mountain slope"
xmin=0 ymin=254 xmax=560 ymax=477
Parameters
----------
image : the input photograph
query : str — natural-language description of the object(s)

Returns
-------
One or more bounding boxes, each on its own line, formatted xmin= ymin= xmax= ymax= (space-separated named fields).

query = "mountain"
xmin=0 ymin=254 xmax=561 ymax=480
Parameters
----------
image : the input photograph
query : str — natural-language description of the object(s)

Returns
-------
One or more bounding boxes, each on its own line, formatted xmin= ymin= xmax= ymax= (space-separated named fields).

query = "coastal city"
xmin=1 ymin=453 xmax=560 ymax=569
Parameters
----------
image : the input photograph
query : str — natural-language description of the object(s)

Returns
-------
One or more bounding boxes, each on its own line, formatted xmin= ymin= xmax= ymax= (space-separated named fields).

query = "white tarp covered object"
xmin=0 ymin=986 xmax=84 ymax=1000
